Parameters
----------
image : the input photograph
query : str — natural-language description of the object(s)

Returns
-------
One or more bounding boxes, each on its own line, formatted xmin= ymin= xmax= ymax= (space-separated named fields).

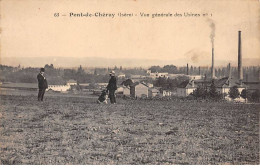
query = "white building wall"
xmin=123 ymin=87 xmax=130 ymax=96
xmin=162 ymin=90 xmax=172 ymax=97
xmin=148 ymin=89 xmax=160 ymax=97
xmin=177 ymin=88 xmax=195 ymax=97
xmin=217 ymin=88 xmax=229 ymax=95
xmin=47 ymin=85 xmax=71 ymax=92
xmin=118 ymin=74 xmax=126 ymax=78
xmin=117 ymin=87 xmax=124 ymax=93
xmin=189 ymin=75 xmax=202 ymax=80
xmin=67 ymin=82 xmax=77 ymax=86
xmin=218 ymin=87 xmax=245 ymax=95
xmin=150 ymin=72 xmax=169 ymax=78
xmin=238 ymin=87 xmax=244 ymax=93
xmin=186 ymin=88 xmax=196 ymax=96
xmin=177 ymin=88 xmax=186 ymax=97
xmin=135 ymin=84 xmax=148 ymax=97
xmin=147 ymin=83 xmax=154 ymax=88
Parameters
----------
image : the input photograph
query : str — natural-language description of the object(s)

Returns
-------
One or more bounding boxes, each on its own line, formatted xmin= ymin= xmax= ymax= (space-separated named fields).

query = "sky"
xmin=1 ymin=0 xmax=260 ymax=67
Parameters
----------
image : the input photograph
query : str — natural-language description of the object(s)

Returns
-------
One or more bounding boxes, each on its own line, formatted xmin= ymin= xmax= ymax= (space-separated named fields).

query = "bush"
xmin=229 ymin=86 xmax=240 ymax=100
xmin=192 ymin=86 xmax=207 ymax=99
xmin=208 ymin=80 xmax=221 ymax=100
xmin=251 ymin=90 xmax=260 ymax=102
xmin=240 ymin=89 xmax=249 ymax=100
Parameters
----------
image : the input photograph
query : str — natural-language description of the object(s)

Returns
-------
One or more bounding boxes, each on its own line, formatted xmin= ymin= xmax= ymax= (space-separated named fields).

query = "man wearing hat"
xmin=106 ymin=71 xmax=117 ymax=104
xmin=37 ymin=68 xmax=48 ymax=101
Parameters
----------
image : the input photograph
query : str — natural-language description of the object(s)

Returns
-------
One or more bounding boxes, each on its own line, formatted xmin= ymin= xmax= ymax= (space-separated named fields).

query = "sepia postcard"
xmin=0 ymin=0 xmax=259 ymax=165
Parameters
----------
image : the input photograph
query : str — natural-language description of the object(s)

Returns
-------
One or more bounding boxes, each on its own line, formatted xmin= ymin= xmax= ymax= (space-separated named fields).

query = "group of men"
xmin=37 ymin=68 xmax=117 ymax=104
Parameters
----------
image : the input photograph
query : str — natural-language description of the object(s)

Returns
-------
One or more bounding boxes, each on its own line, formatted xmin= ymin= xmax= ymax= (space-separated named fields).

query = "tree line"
xmin=1 ymin=64 xmax=259 ymax=87
xmin=0 ymin=64 xmax=111 ymax=85
xmin=0 ymin=64 xmax=147 ymax=85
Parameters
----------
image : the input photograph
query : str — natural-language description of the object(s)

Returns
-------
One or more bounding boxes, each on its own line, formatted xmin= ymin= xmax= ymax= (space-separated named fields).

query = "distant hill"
xmin=1 ymin=56 xmax=259 ymax=68
xmin=1 ymin=57 xmax=182 ymax=68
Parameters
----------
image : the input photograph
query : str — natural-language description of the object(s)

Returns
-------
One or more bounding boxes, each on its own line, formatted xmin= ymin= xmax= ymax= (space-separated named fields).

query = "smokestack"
xmin=238 ymin=31 xmax=243 ymax=81
xmin=199 ymin=66 xmax=201 ymax=76
xmin=187 ymin=63 xmax=189 ymax=75
xmin=228 ymin=63 xmax=231 ymax=79
xmin=211 ymin=48 xmax=215 ymax=79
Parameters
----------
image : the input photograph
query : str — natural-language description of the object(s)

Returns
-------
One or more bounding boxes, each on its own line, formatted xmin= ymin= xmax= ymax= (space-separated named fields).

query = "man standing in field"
xmin=37 ymin=68 xmax=48 ymax=101
xmin=106 ymin=71 xmax=117 ymax=104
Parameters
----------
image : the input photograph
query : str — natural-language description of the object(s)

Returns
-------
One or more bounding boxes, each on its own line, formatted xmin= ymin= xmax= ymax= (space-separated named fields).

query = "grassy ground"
xmin=0 ymin=94 xmax=259 ymax=165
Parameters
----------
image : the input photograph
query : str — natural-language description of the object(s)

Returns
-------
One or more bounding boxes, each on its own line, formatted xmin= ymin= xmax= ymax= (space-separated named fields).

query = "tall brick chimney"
xmin=211 ymin=48 xmax=215 ymax=79
xmin=228 ymin=63 xmax=231 ymax=79
xmin=238 ymin=31 xmax=243 ymax=81
xmin=187 ymin=63 xmax=189 ymax=75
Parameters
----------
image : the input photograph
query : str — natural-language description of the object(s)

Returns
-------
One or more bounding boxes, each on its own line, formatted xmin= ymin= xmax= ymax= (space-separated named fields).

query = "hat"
xmin=40 ymin=68 xmax=45 ymax=72
xmin=109 ymin=70 xmax=115 ymax=76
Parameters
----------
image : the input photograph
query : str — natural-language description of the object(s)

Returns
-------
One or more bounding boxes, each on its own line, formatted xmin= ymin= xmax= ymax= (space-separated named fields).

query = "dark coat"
xmin=37 ymin=73 xmax=48 ymax=89
xmin=107 ymin=76 xmax=117 ymax=91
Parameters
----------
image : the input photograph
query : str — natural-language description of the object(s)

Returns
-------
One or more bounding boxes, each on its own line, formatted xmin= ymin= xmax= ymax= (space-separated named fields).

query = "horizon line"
xmin=0 ymin=63 xmax=259 ymax=69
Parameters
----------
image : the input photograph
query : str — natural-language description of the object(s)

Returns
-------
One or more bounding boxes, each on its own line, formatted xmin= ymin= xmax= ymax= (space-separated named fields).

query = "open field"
xmin=0 ymin=92 xmax=259 ymax=165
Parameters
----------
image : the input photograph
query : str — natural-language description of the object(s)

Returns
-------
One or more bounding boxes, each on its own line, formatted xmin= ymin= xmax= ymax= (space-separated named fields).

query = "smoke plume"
xmin=207 ymin=18 xmax=215 ymax=47
xmin=185 ymin=49 xmax=210 ymax=65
